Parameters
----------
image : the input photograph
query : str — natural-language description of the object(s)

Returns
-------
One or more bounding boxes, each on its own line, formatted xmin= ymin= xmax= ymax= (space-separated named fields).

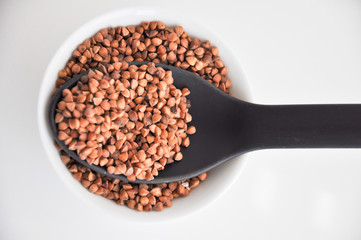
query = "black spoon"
xmin=49 ymin=62 xmax=361 ymax=184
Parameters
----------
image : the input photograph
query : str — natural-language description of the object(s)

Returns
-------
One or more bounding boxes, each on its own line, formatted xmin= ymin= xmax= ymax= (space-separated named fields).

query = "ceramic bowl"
xmin=38 ymin=6 xmax=251 ymax=222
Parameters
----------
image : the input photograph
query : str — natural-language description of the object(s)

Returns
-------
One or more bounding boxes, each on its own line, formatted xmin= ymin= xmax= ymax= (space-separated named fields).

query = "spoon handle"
xmin=247 ymin=104 xmax=361 ymax=149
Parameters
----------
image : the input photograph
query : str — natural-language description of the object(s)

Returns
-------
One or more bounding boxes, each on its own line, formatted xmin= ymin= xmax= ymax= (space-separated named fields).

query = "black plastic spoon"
xmin=50 ymin=62 xmax=361 ymax=184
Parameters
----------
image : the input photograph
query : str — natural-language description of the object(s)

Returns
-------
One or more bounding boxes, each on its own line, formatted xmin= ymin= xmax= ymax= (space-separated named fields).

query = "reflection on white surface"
xmin=253 ymin=168 xmax=278 ymax=213
xmin=311 ymin=191 xmax=336 ymax=229
xmin=135 ymin=9 xmax=157 ymax=16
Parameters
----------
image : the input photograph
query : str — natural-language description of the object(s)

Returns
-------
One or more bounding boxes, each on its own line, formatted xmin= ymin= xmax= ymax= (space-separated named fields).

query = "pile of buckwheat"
xmin=56 ymin=62 xmax=196 ymax=182
xmin=54 ymin=21 xmax=231 ymax=211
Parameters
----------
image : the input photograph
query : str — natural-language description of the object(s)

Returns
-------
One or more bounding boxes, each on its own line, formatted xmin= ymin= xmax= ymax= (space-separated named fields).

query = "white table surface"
xmin=1 ymin=0 xmax=361 ymax=239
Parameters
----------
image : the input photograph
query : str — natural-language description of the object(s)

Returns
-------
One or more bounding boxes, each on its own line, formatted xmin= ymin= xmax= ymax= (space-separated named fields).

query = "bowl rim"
xmin=37 ymin=5 xmax=252 ymax=222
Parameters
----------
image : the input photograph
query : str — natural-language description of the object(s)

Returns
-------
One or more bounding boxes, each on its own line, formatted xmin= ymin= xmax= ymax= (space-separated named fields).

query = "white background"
xmin=1 ymin=0 xmax=361 ymax=239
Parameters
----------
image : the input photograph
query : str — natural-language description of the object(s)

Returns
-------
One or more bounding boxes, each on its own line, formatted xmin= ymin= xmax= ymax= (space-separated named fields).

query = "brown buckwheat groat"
xmin=56 ymin=62 xmax=195 ymax=181
xmin=54 ymin=21 xmax=231 ymax=211
xmin=59 ymin=150 xmax=207 ymax=211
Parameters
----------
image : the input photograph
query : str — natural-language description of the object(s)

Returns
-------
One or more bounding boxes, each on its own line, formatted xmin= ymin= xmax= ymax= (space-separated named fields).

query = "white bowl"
xmin=37 ymin=6 xmax=251 ymax=222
